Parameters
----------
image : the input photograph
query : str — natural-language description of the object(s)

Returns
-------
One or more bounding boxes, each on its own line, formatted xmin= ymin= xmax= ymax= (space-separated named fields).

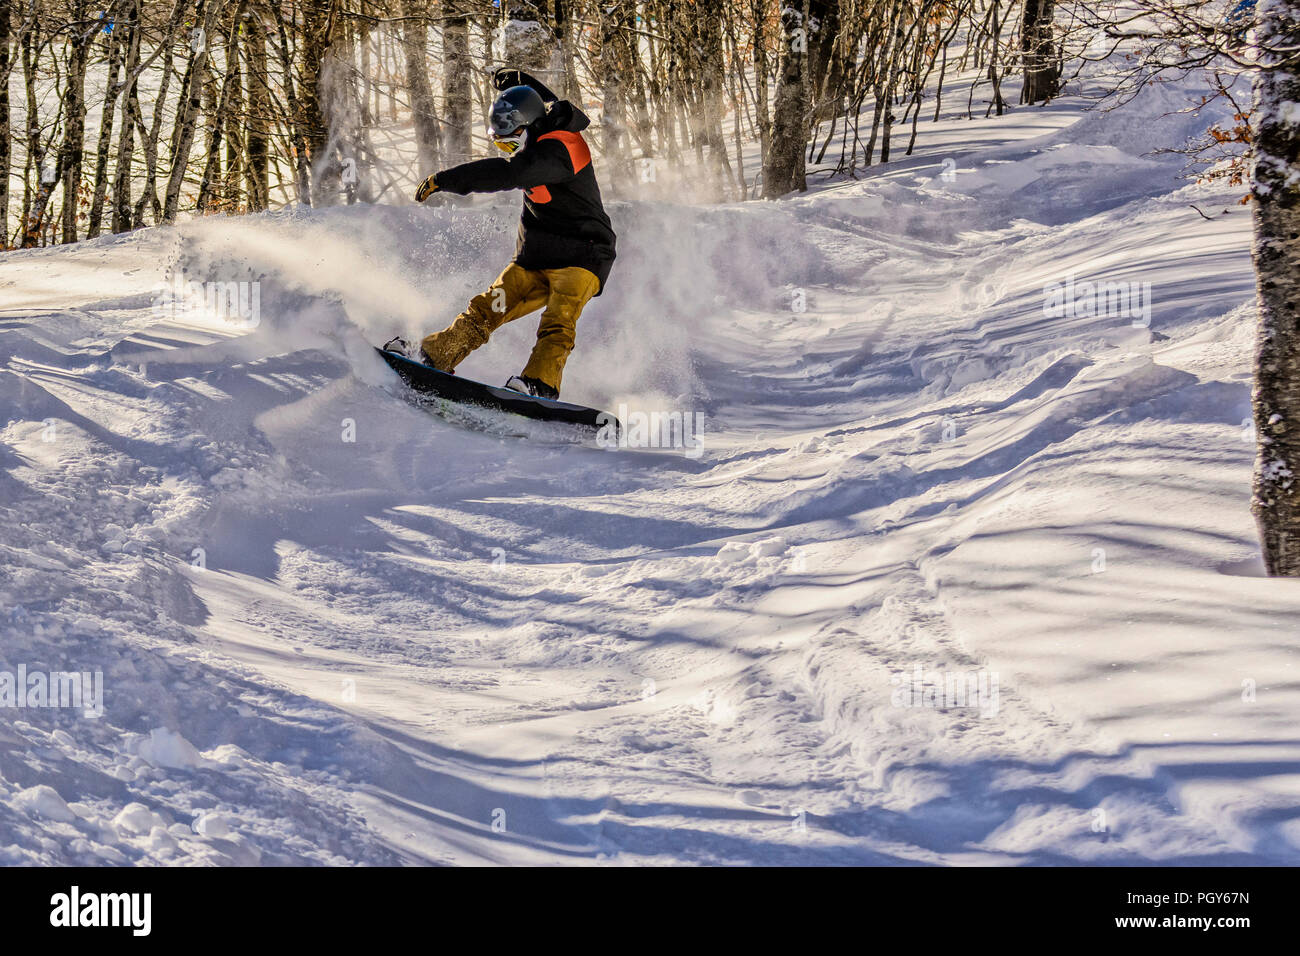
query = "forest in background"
xmin=0 ymin=0 xmax=1077 ymax=249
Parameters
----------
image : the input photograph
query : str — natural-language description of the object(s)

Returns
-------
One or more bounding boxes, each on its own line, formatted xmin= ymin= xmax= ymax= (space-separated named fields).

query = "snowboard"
xmin=375 ymin=346 xmax=620 ymax=435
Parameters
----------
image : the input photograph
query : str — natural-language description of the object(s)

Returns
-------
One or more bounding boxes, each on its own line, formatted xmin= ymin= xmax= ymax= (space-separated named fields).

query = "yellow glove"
xmin=415 ymin=174 xmax=440 ymax=203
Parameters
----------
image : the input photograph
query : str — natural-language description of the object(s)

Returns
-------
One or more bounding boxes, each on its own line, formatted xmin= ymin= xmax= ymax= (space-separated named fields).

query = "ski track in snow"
xmin=3 ymin=78 xmax=1300 ymax=865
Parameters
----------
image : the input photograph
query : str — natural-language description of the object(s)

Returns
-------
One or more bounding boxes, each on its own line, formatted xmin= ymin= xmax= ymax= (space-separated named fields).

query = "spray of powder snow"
xmin=150 ymin=194 xmax=837 ymax=419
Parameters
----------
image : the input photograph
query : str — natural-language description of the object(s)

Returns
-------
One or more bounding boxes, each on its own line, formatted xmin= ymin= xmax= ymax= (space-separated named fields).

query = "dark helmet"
xmin=489 ymin=85 xmax=547 ymax=136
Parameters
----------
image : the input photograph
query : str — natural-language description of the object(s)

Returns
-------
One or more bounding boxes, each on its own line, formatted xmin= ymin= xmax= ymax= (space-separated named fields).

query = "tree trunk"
xmin=1251 ymin=0 xmax=1300 ymax=575
xmin=698 ymin=7 xmax=730 ymax=199
xmin=198 ymin=6 xmax=245 ymax=213
xmin=752 ymin=0 xmax=771 ymax=175
xmin=163 ymin=0 xmax=223 ymax=222
xmin=325 ymin=24 xmax=364 ymax=205
xmin=806 ymin=0 xmax=839 ymax=124
xmin=987 ymin=0 xmax=1007 ymax=116
xmin=111 ymin=0 xmax=141 ymax=233
xmin=864 ymin=2 xmax=901 ymax=166
xmin=21 ymin=19 xmax=59 ymax=247
xmin=1020 ymin=0 xmax=1059 ymax=104
xmin=552 ymin=0 xmax=580 ymax=101
xmin=244 ymin=9 xmax=270 ymax=211
xmin=399 ymin=0 xmax=440 ymax=176
xmin=87 ymin=1 xmax=126 ymax=238
xmin=442 ymin=4 xmax=472 ymax=167
xmin=877 ymin=8 xmax=902 ymax=164
xmin=300 ymin=0 xmax=341 ymax=206
xmin=0 ymin=0 xmax=10 ymax=247
xmin=60 ymin=1 xmax=92 ymax=244
xmin=224 ymin=8 xmax=246 ymax=211
xmin=267 ymin=2 xmax=311 ymax=206
xmin=132 ymin=33 xmax=175 ymax=227
xmin=596 ymin=1 xmax=632 ymax=190
xmin=764 ymin=1 xmax=810 ymax=197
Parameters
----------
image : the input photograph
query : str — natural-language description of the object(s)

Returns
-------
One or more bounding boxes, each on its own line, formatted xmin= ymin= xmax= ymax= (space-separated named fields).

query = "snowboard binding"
xmin=504 ymin=374 xmax=558 ymax=401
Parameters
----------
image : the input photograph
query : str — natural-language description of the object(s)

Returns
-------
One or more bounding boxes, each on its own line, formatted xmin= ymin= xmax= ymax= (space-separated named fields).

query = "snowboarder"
xmin=391 ymin=69 xmax=617 ymax=401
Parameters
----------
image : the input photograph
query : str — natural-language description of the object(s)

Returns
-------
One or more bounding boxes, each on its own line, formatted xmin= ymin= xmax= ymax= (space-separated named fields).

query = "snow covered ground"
xmin=3 ymin=74 xmax=1300 ymax=866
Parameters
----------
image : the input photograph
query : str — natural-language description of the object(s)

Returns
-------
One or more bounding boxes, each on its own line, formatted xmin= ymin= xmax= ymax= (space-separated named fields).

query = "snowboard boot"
xmin=382 ymin=335 xmax=413 ymax=356
xmin=383 ymin=336 xmax=441 ymax=369
xmin=504 ymin=374 xmax=558 ymax=401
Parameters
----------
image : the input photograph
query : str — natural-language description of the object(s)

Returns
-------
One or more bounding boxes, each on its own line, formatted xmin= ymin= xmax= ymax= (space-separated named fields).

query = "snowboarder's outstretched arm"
xmin=422 ymin=141 xmax=577 ymax=197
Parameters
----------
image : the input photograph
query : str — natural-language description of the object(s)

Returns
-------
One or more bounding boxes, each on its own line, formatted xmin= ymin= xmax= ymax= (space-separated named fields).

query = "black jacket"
xmin=433 ymin=83 xmax=617 ymax=294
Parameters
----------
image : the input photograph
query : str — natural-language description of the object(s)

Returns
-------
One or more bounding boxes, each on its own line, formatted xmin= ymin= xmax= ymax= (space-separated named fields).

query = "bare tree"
xmin=244 ymin=5 xmax=272 ymax=210
xmin=1020 ymin=0 xmax=1059 ymax=104
xmin=751 ymin=0 xmax=772 ymax=178
xmin=1251 ymin=0 xmax=1300 ymax=575
xmin=765 ymin=1 xmax=811 ymax=196
xmin=198 ymin=3 xmax=247 ymax=213
xmin=164 ymin=0 xmax=225 ymax=222
xmin=22 ymin=12 xmax=61 ymax=247
xmin=267 ymin=0 xmax=313 ymax=206
xmin=0 ymin=0 xmax=11 ymax=246
xmin=400 ymin=0 xmax=441 ymax=175
xmin=1077 ymin=2 xmax=1300 ymax=575
xmin=300 ymin=0 xmax=341 ymax=206
xmin=442 ymin=2 xmax=472 ymax=167
xmin=87 ymin=1 xmax=126 ymax=238
xmin=59 ymin=0 xmax=93 ymax=243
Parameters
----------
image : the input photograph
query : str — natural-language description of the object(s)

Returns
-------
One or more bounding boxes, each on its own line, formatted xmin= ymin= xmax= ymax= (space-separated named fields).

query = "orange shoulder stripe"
xmin=538 ymin=130 xmax=591 ymax=174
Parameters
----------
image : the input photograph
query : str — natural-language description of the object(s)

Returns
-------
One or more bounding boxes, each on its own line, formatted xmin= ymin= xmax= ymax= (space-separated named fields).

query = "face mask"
xmin=492 ymin=129 xmax=527 ymax=155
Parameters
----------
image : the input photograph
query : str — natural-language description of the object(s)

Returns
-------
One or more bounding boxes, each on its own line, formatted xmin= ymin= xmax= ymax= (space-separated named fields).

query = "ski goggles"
xmin=492 ymin=128 xmax=527 ymax=155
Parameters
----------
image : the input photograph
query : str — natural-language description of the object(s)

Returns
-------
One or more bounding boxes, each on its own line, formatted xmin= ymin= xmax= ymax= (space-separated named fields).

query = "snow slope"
xmin=3 ymin=76 xmax=1300 ymax=866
